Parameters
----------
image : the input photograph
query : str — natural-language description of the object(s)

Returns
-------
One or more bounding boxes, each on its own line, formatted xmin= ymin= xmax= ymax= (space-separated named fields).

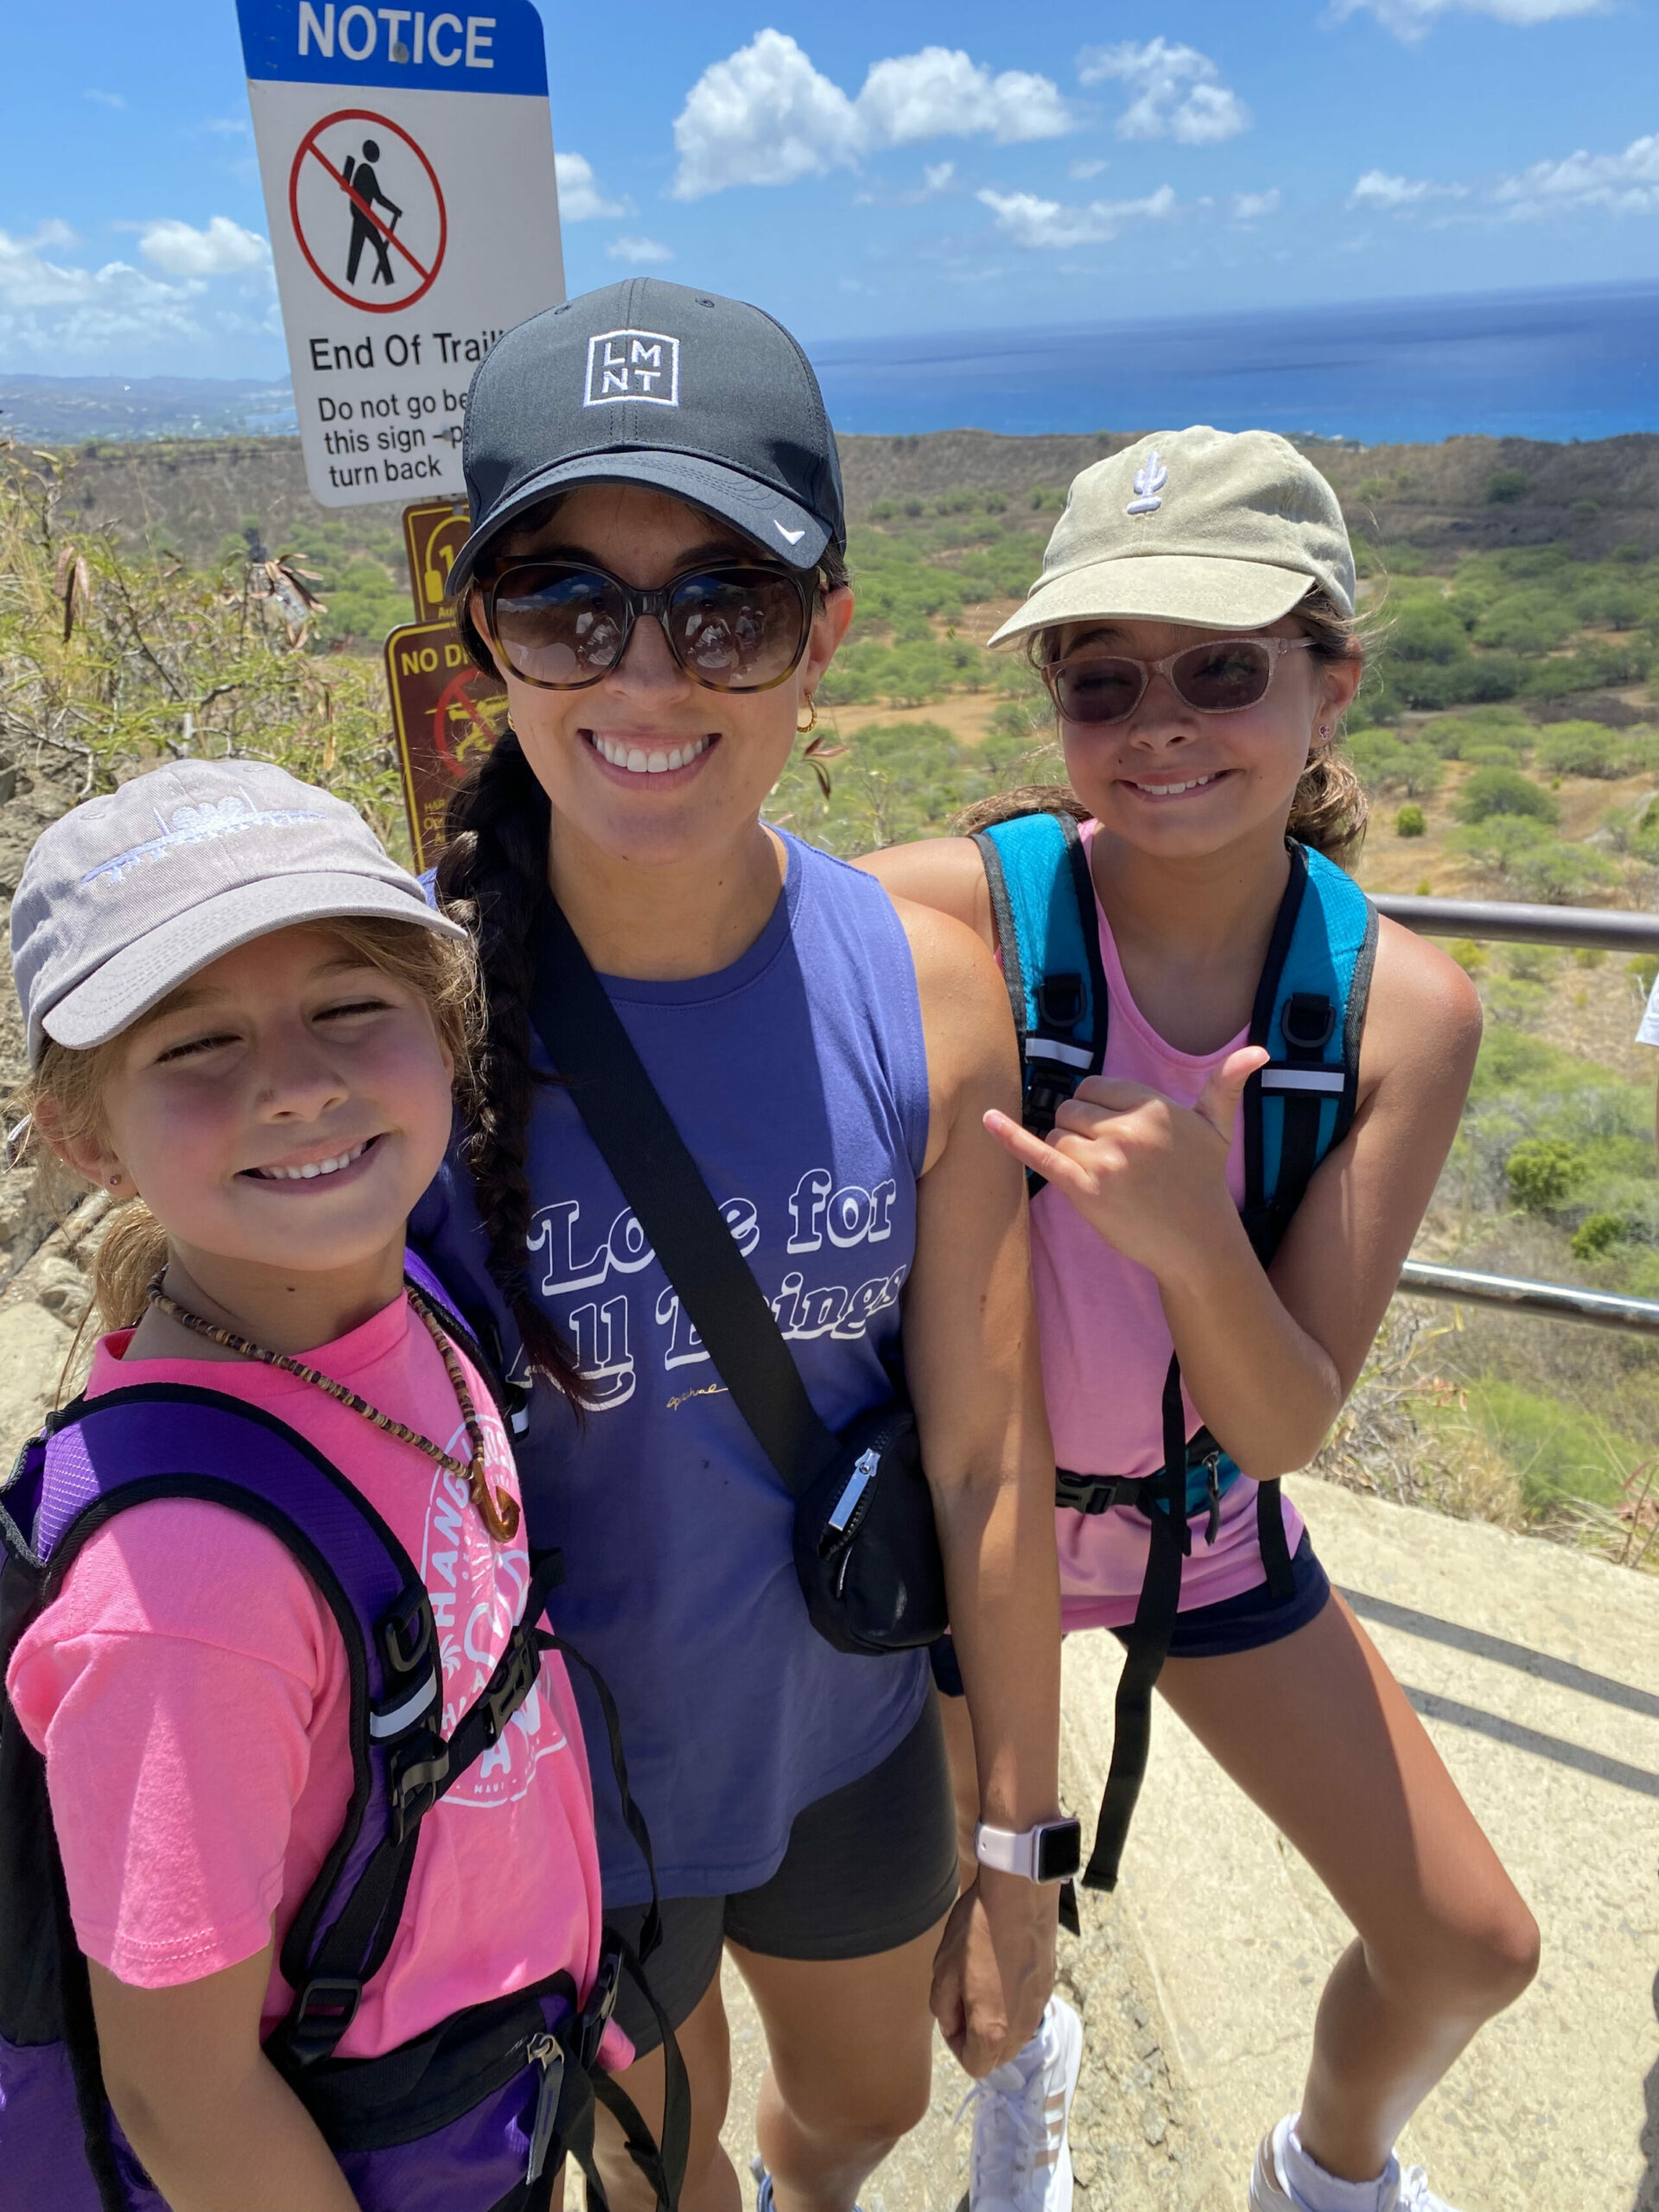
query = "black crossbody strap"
xmin=527 ymin=897 xmax=839 ymax=1499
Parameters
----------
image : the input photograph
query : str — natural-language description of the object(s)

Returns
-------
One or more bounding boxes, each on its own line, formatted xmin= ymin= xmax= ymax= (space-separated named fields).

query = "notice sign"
xmin=385 ymin=619 xmax=508 ymax=868
xmin=238 ymin=0 xmax=564 ymax=507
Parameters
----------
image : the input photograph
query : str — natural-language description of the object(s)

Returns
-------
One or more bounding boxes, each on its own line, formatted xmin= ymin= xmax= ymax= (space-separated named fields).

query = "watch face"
xmin=1036 ymin=1820 xmax=1083 ymax=1884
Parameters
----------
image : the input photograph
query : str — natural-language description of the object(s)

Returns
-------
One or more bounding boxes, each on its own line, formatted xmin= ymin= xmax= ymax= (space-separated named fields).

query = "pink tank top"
xmin=1031 ymin=823 xmax=1305 ymax=1630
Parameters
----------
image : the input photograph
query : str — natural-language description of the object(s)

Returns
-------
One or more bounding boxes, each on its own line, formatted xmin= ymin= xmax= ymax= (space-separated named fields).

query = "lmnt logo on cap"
xmin=1127 ymin=450 xmax=1168 ymax=517
xmin=584 ymin=329 xmax=681 ymax=408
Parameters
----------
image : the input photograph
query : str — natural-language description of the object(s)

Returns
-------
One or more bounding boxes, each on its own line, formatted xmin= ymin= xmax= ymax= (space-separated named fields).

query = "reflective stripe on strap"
xmin=368 ymin=1671 xmax=441 ymax=1740
xmin=1259 ymin=1067 xmax=1345 ymax=1094
xmin=1026 ymin=1035 xmax=1094 ymax=1070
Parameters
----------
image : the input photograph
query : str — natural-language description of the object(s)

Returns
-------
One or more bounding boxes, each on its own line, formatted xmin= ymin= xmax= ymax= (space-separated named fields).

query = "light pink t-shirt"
xmin=1032 ymin=823 xmax=1305 ymax=1631
xmin=8 ymin=1293 xmax=628 ymax=2066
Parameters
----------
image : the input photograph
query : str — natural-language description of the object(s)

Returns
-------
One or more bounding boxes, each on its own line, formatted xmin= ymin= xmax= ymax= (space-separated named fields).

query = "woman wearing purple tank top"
xmin=867 ymin=431 xmax=1538 ymax=2212
xmin=420 ymin=283 xmax=1066 ymax=2212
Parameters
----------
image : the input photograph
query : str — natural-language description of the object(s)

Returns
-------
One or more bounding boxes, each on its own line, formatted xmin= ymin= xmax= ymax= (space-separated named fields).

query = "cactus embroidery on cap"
xmin=1126 ymin=451 xmax=1168 ymax=517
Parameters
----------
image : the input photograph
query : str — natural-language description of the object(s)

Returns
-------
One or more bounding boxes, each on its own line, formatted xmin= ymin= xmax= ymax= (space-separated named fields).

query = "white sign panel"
xmin=238 ymin=0 xmax=564 ymax=505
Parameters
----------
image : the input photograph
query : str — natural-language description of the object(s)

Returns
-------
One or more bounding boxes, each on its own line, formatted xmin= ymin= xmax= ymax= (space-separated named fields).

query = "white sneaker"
xmin=1249 ymin=2114 xmax=1462 ymax=2212
xmin=957 ymin=1996 xmax=1084 ymax=2212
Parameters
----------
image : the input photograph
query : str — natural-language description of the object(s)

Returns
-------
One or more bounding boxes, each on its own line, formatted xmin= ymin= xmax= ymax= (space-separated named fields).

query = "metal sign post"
xmin=236 ymin=0 xmax=564 ymax=507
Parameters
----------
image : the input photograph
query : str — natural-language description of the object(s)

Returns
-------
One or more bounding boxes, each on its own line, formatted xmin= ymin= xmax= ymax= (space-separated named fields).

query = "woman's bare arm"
xmin=855 ymin=838 xmax=996 ymax=950
xmin=888 ymin=893 xmax=1064 ymax=2078
xmin=90 ymin=1948 xmax=360 ymax=2212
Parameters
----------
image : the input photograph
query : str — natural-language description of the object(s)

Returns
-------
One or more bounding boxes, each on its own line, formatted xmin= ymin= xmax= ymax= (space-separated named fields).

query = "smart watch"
xmin=973 ymin=1816 xmax=1083 ymax=1885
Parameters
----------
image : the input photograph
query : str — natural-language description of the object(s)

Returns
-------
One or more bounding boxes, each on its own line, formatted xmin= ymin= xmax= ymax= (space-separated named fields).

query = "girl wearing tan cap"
xmin=864 ymin=427 xmax=1537 ymax=2212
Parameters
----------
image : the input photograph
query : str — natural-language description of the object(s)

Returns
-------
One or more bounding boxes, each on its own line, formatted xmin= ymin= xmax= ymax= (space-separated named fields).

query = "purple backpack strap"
xmin=37 ymin=1384 xmax=443 ymax=2064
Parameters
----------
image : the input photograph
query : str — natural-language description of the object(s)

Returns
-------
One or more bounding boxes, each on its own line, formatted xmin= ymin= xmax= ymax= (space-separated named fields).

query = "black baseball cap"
xmin=449 ymin=278 xmax=846 ymax=595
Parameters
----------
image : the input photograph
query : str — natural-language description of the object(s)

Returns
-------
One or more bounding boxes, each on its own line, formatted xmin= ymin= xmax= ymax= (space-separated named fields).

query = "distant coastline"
xmin=6 ymin=279 xmax=1658 ymax=452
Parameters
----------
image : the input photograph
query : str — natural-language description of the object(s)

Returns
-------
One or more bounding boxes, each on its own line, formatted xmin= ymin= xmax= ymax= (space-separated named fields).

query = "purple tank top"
xmin=413 ymin=835 xmax=933 ymax=1901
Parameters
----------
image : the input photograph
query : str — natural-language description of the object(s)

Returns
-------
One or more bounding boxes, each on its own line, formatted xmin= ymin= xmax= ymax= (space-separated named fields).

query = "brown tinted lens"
xmin=1052 ymin=657 xmax=1146 ymax=724
xmin=493 ymin=568 xmax=626 ymax=686
xmin=667 ymin=569 xmax=808 ymax=690
xmin=1171 ymin=639 xmax=1274 ymax=712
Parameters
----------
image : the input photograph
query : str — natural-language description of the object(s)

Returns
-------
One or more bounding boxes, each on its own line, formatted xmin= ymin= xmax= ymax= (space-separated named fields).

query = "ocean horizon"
xmin=804 ymin=280 xmax=1659 ymax=448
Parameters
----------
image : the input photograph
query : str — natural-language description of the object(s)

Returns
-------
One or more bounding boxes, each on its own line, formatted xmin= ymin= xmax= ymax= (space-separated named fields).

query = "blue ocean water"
xmin=806 ymin=283 xmax=1659 ymax=447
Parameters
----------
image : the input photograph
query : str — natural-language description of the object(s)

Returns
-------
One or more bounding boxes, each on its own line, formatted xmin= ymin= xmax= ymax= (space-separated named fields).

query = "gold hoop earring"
xmin=798 ymin=696 xmax=818 ymax=737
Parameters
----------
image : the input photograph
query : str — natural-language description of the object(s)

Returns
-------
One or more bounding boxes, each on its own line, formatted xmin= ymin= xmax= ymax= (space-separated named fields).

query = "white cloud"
xmin=1348 ymin=168 xmax=1468 ymax=207
xmin=138 ymin=215 xmax=268 ymax=277
xmin=0 ymin=225 xmax=206 ymax=359
xmin=672 ymin=32 xmax=861 ymax=198
xmin=1493 ymin=132 xmax=1659 ymax=215
xmin=923 ymin=162 xmax=956 ymax=194
xmin=1333 ymin=0 xmax=1603 ymax=41
xmin=556 ymin=150 xmax=628 ymax=222
xmin=1230 ymin=188 xmax=1281 ymax=220
xmin=977 ymin=181 xmax=1176 ymax=249
xmin=1068 ymin=156 xmax=1109 ymax=181
xmin=857 ymin=48 xmax=1071 ymax=147
xmin=85 ymin=88 xmax=126 ymax=109
xmin=1076 ymin=39 xmax=1249 ymax=144
xmin=671 ymin=30 xmax=1071 ymax=199
xmin=607 ymin=234 xmax=674 ymax=263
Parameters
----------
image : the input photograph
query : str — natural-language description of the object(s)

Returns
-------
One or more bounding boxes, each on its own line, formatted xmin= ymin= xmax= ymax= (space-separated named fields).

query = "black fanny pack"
xmin=528 ymin=898 xmax=947 ymax=1658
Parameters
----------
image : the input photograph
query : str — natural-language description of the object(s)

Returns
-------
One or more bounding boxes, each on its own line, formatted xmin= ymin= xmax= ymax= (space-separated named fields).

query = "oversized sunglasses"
xmin=1045 ymin=635 xmax=1313 ymax=725
xmin=483 ymin=558 xmax=816 ymax=694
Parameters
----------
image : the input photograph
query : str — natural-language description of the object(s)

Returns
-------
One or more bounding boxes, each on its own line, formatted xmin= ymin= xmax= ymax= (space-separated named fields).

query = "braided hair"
xmin=435 ymin=733 xmax=587 ymax=1407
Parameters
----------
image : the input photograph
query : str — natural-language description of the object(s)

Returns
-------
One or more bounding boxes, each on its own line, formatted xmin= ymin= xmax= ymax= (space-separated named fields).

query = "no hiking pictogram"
xmin=289 ymin=108 xmax=447 ymax=313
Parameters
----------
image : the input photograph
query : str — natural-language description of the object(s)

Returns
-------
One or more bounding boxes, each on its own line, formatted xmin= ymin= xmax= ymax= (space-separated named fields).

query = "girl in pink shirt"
xmin=865 ymin=430 xmax=1537 ymax=2212
xmin=4 ymin=760 xmax=632 ymax=2212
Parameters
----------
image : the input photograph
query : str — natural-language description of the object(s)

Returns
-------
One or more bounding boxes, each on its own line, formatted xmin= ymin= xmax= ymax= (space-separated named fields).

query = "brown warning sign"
xmin=385 ymin=619 xmax=508 ymax=870
xmin=401 ymin=499 xmax=470 ymax=622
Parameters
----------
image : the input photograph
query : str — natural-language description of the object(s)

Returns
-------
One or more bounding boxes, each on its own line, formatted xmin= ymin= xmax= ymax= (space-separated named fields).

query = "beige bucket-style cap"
xmin=988 ymin=426 xmax=1355 ymax=650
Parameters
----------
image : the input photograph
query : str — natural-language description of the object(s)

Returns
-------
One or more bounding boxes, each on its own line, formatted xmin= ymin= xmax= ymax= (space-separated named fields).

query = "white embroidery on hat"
xmin=1127 ymin=450 xmax=1168 ymax=517
xmin=583 ymin=329 xmax=681 ymax=408
xmin=774 ymin=521 xmax=805 ymax=545
xmin=85 ymin=795 xmax=326 ymax=887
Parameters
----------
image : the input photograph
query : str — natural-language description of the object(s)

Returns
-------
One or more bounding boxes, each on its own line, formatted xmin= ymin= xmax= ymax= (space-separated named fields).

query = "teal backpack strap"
xmin=971 ymin=813 xmax=1108 ymax=1178
xmin=1241 ymin=842 xmax=1378 ymax=1601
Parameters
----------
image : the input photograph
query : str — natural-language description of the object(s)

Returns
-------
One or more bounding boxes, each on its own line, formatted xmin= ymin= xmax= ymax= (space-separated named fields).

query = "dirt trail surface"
xmin=708 ymin=1476 xmax=1658 ymax=2212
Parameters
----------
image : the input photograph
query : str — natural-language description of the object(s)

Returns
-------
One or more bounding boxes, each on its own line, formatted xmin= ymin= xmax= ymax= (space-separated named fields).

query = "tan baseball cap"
xmin=988 ymin=425 xmax=1355 ymax=649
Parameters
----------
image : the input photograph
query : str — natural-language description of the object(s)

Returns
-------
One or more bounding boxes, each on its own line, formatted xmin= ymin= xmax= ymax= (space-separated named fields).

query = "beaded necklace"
xmin=145 ymin=1274 xmax=521 ymax=1542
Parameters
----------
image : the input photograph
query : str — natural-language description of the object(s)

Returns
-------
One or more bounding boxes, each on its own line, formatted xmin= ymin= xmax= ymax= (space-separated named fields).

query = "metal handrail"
xmin=1376 ymin=894 xmax=1659 ymax=1333
xmin=1374 ymin=893 xmax=1659 ymax=955
xmin=1399 ymin=1260 xmax=1659 ymax=1337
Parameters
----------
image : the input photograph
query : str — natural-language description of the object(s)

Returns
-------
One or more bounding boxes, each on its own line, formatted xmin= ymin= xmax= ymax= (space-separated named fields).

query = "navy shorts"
xmin=604 ymin=1698 xmax=958 ymax=2056
xmin=928 ymin=1531 xmax=1331 ymax=1696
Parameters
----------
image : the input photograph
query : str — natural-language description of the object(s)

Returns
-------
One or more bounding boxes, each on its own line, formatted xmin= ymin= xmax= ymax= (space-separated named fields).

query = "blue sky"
xmin=3 ymin=0 xmax=1657 ymax=378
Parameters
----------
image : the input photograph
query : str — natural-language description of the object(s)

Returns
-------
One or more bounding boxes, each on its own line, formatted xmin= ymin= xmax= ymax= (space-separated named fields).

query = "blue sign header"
xmin=238 ymin=0 xmax=547 ymax=96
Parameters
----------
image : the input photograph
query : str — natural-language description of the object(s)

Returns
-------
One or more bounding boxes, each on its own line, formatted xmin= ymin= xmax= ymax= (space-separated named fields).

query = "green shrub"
xmin=1485 ymin=470 xmax=1531 ymax=505
xmin=1505 ymin=1135 xmax=1590 ymax=1211
xmin=1448 ymin=938 xmax=1487 ymax=972
xmin=1395 ymin=803 xmax=1427 ymax=837
xmin=1464 ymin=1380 xmax=1629 ymax=1511
xmin=1502 ymin=839 xmax=1620 ymax=904
xmin=1472 ymin=592 xmax=1577 ymax=655
xmin=1628 ymin=953 xmax=1659 ymax=997
xmin=1455 ymin=767 xmax=1559 ymax=825
xmin=1572 ymin=1211 xmax=1632 ymax=1261
xmin=1535 ymin=721 xmax=1636 ymax=779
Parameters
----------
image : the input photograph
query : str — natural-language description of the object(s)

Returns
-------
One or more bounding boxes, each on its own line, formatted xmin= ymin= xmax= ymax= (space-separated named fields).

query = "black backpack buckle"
xmin=482 ymin=1625 xmax=541 ymax=1744
xmin=287 ymin=1976 xmax=363 ymax=2067
xmin=388 ymin=1731 xmax=451 ymax=1844
xmin=379 ymin=1586 xmax=434 ymax=1678
xmin=1036 ymin=971 xmax=1084 ymax=1030
xmin=578 ymin=1944 xmax=623 ymax=2071
xmin=1281 ymin=992 xmax=1335 ymax=1055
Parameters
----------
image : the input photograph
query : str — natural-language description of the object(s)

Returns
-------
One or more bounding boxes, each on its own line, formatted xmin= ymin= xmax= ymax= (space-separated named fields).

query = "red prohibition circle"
xmin=431 ymin=671 xmax=507 ymax=771
xmin=289 ymin=106 xmax=447 ymax=315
